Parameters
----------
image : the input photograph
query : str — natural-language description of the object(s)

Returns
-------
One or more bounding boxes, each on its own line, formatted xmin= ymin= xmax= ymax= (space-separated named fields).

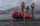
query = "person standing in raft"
xmin=26 ymin=6 xmax=30 ymax=16
xmin=26 ymin=6 xmax=30 ymax=13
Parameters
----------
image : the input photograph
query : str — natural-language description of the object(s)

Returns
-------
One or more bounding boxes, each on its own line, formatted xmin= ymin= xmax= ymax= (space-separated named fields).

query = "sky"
xmin=0 ymin=0 xmax=40 ymax=10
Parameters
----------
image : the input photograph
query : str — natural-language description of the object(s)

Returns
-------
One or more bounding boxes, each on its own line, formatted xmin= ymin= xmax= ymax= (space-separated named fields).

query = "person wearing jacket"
xmin=31 ymin=3 xmax=35 ymax=19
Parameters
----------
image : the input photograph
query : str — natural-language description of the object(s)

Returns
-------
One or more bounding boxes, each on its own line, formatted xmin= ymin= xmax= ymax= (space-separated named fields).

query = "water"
xmin=0 ymin=14 xmax=40 ymax=20
xmin=0 ymin=14 xmax=40 ymax=26
xmin=0 ymin=14 xmax=13 ymax=20
xmin=34 ymin=14 xmax=40 ymax=19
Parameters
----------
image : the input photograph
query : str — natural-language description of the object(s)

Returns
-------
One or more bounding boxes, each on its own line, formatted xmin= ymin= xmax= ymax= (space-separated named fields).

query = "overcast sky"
xmin=0 ymin=0 xmax=40 ymax=10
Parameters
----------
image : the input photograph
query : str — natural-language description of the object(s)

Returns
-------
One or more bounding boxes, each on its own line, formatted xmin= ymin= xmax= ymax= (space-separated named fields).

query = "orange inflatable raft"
xmin=12 ymin=11 xmax=32 ymax=19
